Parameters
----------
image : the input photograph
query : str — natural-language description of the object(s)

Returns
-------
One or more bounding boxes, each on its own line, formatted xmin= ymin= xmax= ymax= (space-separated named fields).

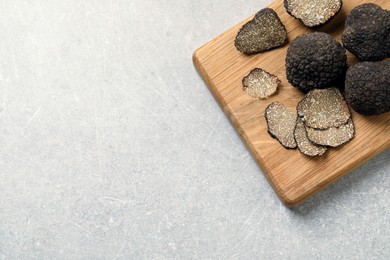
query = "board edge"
xmin=193 ymin=48 xmax=297 ymax=207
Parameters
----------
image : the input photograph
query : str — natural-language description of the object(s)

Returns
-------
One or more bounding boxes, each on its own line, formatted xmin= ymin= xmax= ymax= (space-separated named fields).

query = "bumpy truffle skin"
xmin=235 ymin=8 xmax=288 ymax=54
xmin=345 ymin=60 xmax=390 ymax=115
xmin=342 ymin=4 xmax=390 ymax=61
xmin=286 ymin=32 xmax=346 ymax=92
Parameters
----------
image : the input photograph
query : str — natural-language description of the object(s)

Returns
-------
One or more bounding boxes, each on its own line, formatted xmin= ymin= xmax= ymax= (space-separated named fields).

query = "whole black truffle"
xmin=286 ymin=32 xmax=347 ymax=92
xmin=342 ymin=4 xmax=390 ymax=61
xmin=345 ymin=60 xmax=390 ymax=115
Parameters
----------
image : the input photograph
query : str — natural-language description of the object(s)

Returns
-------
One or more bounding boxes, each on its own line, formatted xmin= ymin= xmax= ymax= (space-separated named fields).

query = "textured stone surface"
xmin=0 ymin=1 xmax=388 ymax=259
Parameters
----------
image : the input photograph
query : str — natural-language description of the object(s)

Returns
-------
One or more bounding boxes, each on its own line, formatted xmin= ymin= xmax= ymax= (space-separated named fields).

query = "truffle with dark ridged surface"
xmin=345 ymin=60 xmax=390 ymax=115
xmin=286 ymin=32 xmax=346 ymax=92
xmin=284 ymin=0 xmax=342 ymax=27
xmin=342 ymin=3 xmax=390 ymax=61
xmin=235 ymin=8 xmax=287 ymax=54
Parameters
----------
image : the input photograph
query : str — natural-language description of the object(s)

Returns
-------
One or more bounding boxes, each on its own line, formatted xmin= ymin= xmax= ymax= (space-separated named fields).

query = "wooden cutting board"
xmin=193 ymin=0 xmax=390 ymax=206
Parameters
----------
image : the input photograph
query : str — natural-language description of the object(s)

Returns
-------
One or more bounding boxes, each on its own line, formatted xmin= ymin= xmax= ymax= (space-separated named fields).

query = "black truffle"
xmin=345 ymin=60 xmax=390 ymax=115
xmin=284 ymin=0 xmax=342 ymax=27
xmin=286 ymin=32 xmax=346 ymax=92
xmin=235 ymin=8 xmax=287 ymax=54
xmin=342 ymin=3 xmax=390 ymax=61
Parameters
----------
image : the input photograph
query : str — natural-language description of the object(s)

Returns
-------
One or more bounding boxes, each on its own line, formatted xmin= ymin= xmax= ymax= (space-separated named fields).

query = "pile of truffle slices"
xmin=235 ymin=2 xmax=390 ymax=157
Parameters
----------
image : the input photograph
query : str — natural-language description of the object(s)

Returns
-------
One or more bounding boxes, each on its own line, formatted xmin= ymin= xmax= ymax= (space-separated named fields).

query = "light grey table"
xmin=0 ymin=1 xmax=388 ymax=259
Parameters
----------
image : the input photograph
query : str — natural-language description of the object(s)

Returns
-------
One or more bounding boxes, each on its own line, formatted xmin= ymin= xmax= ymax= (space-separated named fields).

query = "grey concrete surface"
xmin=0 ymin=1 xmax=388 ymax=259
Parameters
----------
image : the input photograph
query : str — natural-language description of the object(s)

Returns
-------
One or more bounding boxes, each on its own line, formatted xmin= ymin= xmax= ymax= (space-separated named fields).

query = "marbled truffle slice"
xmin=284 ymin=0 xmax=342 ymax=27
xmin=306 ymin=119 xmax=355 ymax=147
xmin=235 ymin=8 xmax=287 ymax=54
xmin=294 ymin=119 xmax=327 ymax=156
xmin=243 ymin=68 xmax=280 ymax=99
xmin=265 ymin=102 xmax=297 ymax=149
xmin=297 ymin=88 xmax=350 ymax=129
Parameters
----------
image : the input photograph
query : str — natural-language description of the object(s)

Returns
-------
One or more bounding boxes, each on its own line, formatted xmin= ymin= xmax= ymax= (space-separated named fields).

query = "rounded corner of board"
xmin=279 ymin=192 xmax=304 ymax=208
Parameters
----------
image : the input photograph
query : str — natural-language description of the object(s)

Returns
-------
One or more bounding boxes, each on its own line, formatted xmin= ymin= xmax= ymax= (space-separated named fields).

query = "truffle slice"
xmin=345 ymin=60 xmax=390 ymax=115
xmin=243 ymin=68 xmax=280 ymax=99
xmin=235 ymin=8 xmax=287 ymax=54
xmin=286 ymin=32 xmax=346 ymax=92
xmin=294 ymin=118 xmax=327 ymax=156
xmin=342 ymin=3 xmax=390 ymax=61
xmin=284 ymin=0 xmax=342 ymax=27
xmin=306 ymin=119 xmax=355 ymax=147
xmin=265 ymin=102 xmax=297 ymax=149
xmin=297 ymin=88 xmax=350 ymax=129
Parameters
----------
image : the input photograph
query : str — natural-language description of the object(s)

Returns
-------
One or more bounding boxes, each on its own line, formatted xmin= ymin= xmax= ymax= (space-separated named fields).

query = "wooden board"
xmin=193 ymin=0 xmax=390 ymax=207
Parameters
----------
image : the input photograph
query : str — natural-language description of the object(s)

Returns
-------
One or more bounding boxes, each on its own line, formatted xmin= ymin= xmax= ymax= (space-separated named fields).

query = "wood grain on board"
xmin=193 ymin=0 xmax=390 ymax=206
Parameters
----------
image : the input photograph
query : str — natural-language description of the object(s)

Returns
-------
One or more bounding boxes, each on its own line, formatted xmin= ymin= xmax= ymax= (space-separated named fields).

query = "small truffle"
xmin=306 ymin=119 xmax=355 ymax=147
xmin=297 ymin=88 xmax=350 ymax=129
xmin=286 ymin=32 xmax=346 ymax=92
xmin=265 ymin=102 xmax=297 ymax=149
xmin=342 ymin=3 xmax=390 ymax=61
xmin=294 ymin=119 xmax=327 ymax=156
xmin=235 ymin=8 xmax=287 ymax=54
xmin=345 ymin=60 xmax=390 ymax=115
xmin=243 ymin=68 xmax=280 ymax=99
xmin=284 ymin=0 xmax=342 ymax=27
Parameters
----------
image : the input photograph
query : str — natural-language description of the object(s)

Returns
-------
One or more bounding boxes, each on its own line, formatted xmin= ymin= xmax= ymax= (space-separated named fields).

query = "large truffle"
xmin=286 ymin=32 xmax=346 ymax=92
xmin=242 ymin=68 xmax=280 ymax=99
xmin=345 ymin=60 xmax=390 ymax=115
xmin=235 ymin=8 xmax=288 ymax=54
xmin=284 ymin=0 xmax=342 ymax=27
xmin=342 ymin=3 xmax=390 ymax=61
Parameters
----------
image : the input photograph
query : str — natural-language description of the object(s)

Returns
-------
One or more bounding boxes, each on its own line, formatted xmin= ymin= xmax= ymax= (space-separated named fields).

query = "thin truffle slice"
xmin=306 ymin=119 xmax=355 ymax=147
xmin=297 ymin=88 xmax=350 ymax=129
xmin=235 ymin=8 xmax=287 ymax=54
xmin=294 ymin=119 xmax=327 ymax=156
xmin=284 ymin=0 xmax=342 ymax=27
xmin=243 ymin=68 xmax=280 ymax=99
xmin=342 ymin=3 xmax=390 ymax=61
xmin=265 ymin=102 xmax=297 ymax=149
